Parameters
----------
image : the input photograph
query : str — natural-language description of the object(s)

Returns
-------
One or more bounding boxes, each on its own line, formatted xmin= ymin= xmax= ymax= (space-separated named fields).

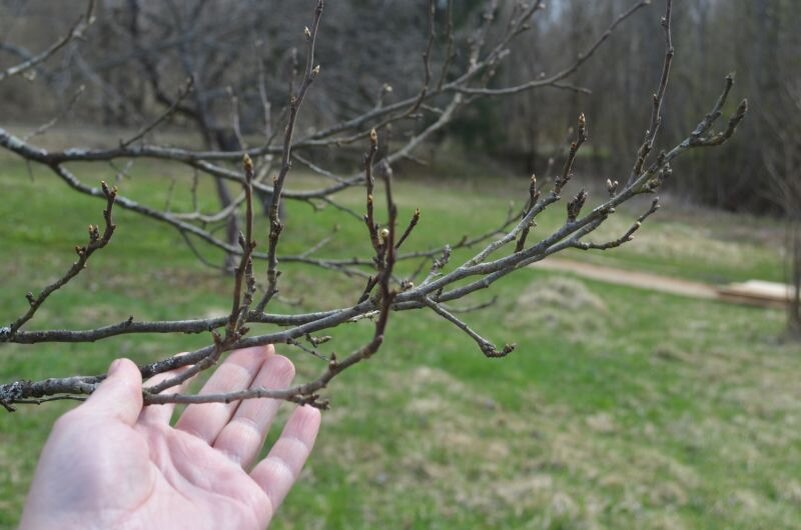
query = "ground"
xmin=0 ymin=155 xmax=799 ymax=529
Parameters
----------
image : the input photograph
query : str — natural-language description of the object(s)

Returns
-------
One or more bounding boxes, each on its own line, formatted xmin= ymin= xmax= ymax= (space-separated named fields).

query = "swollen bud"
xmin=528 ymin=174 xmax=540 ymax=207
xmin=242 ymin=153 xmax=254 ymax=179
xmin=567 ymin=189 xmax=588 ymax=222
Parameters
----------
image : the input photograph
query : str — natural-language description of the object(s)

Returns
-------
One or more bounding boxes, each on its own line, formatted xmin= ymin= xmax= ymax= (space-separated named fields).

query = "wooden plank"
xmin=716 ymin=280 xmax=792 ymax=309
xmin=533 ymin=258 xmax=791 ymax=310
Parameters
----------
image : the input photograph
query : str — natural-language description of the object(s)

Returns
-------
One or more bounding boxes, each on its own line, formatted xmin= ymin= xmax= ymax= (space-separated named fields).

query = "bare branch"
xmin=423 ymin=297 xmax=514 ymax=358
xmin=0 ymin=1 xmax=96 ymax=82
xmin=454 ymin=1 xmax=649 ymax=97
xmin=0 ymin=1 xmax=749 ymax=412
xmin=119 ymin=77 xmax=194 ymax=148
xmin=396 ymin=208 xmax=421 ymax=250
xmin=572 ymin=198 xmax=661 ymax=251
xmin=628 ymin=0 xmax=674 ymax=184
xmin=6 ymin=182 xmax=116 ymax=336
xmin=22 ymin=85 xmax=86 ymax=141
xmin=556 ymin=113 xmax=588 ymax=194
xmin=256 ymin=0 xmax=325 ymax=313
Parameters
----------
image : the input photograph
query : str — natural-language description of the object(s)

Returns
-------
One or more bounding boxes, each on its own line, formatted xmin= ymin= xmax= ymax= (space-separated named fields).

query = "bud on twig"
xmin=567 ymin=189 xmax=588 ymax=222
xmin=606 ymin=179 xmax=619 ymax=196
xmin=242 ymin=153 xmax=254 ymax=182
xmin=378 ymin=227 xmax=390 ymax=245
xmin=577 ymin=112 xmax=587 ymax=141
xmin=528 ymin=174 xmax=540 ymax=207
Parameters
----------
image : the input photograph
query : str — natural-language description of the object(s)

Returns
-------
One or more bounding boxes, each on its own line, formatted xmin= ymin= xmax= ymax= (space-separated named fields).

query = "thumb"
xmin=82 ymin=358 xmax=143 ymax=425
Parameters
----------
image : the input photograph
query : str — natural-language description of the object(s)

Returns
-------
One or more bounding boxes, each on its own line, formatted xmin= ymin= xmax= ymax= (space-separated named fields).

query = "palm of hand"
xmin=20 ymin=346 xmax=320 ymax=530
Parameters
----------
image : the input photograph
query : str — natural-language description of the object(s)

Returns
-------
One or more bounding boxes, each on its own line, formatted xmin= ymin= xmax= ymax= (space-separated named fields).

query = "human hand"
xmin=19 ymin=345 xmax=321 ymax=530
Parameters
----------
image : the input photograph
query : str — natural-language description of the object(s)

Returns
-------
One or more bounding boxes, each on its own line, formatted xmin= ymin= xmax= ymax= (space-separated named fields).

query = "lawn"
xmin=0 ymin=155 xmax=799 ymax=529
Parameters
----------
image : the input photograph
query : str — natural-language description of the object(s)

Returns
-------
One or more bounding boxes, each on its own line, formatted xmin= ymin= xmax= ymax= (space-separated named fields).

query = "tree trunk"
xmin=789 ymin=221 xmax=801 ymax=339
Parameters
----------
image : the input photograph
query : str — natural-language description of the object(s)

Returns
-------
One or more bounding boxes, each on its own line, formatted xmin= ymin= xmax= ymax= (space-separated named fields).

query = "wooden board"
xmin=716 ymin=280 xmax=794 ymax=309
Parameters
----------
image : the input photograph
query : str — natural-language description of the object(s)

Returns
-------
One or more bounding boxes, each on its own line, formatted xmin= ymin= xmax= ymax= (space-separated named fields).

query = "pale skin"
xmin=19 ymin=345 xmax=321 ymax=530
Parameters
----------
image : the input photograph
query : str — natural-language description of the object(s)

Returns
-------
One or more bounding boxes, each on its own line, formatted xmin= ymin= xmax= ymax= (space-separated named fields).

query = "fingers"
xmin=81 ymin=358 xmax=143 ymax=425
xmin=138 ymin=354 xmax=193 ymax=425
xmin=175 ymin=345 xmax=272 ymax=443
xmin=250 ymin=405 xmax=321 ymax=511
xmin=212 ymin=353 xmax=295 ymax=468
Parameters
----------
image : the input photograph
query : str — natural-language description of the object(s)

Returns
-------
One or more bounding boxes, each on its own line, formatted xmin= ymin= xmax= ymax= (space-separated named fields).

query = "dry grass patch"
xmin=510 ymin=277 xmax=609 ymax=344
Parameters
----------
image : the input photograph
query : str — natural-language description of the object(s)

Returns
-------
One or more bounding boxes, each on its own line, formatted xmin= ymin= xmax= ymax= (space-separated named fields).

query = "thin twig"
xmin=0 ymin=0 xmax=96 ymax=82
xmin=23 ymin=86 xmax=86 ymax=141
xmin=628 ymin=0 xmax=673 ymax=185
xmin=7 ymin=182 xmax=116 ymax=336
xmin=256 ymin=0 xmax=325 ymax=313
xmin=572 ymin=198 xmax=661 ymax=251
xmin=423 ymin=297 xmax=514 ymax=358
xmin=396 ymin=208 xmax=421 ymax=250
xmin=120 ymin=77 xmax=193 ymax=148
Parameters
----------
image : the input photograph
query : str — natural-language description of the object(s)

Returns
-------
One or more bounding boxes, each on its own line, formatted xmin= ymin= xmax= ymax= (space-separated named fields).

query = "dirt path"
xmin=532 ymin=258 xmax=719 ymax=300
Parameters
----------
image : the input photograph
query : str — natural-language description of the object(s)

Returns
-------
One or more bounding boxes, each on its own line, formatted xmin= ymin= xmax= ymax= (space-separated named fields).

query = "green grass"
xmin=0 ymin=156 xmax=798 ymax=529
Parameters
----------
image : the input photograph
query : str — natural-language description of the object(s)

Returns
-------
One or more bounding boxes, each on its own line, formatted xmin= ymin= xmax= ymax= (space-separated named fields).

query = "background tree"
xmin=755 ymin=3 xmax=801 ymax=337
